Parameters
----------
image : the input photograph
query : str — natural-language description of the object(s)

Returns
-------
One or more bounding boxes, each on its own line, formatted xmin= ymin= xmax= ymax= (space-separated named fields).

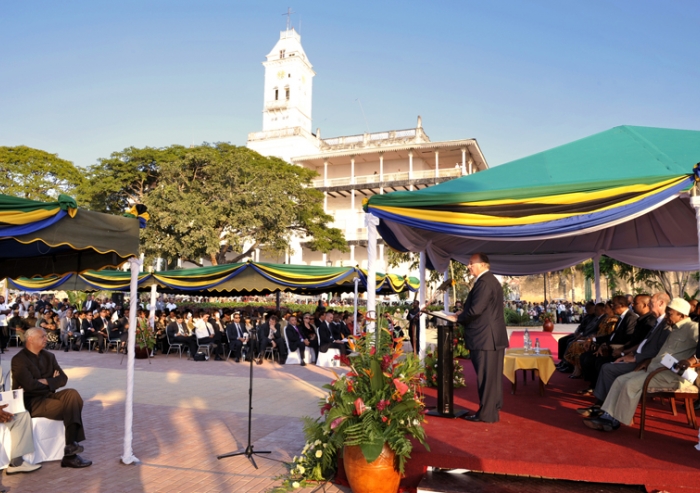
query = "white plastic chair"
xmin=283 ymin=330 xmax=314 ymax=365
xmin=315 ymin=327 xmax=340 ymax=367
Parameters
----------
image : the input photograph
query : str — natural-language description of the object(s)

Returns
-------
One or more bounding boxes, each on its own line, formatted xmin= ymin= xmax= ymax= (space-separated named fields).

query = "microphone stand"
xmin=217 ymin=323 xmax=271 ymax=469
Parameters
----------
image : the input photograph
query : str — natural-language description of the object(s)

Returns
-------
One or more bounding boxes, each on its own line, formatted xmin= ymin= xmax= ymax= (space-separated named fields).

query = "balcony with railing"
xmin=311 ymin=166 xmax=463 ymax=188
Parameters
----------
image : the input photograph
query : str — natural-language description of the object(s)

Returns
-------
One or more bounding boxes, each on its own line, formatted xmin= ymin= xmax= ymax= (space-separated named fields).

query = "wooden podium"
xmin=425 ymin=312 xmax=468 ymax=419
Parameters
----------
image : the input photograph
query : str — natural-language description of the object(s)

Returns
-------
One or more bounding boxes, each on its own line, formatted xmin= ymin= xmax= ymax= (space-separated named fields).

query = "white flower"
xmin=399 ymin=419 xmax=405 ymax=425
xmin=297 ymin=465 xmax=305 ymax=474
xmin=315 ymin=450 xmax=323 ymax=458
xmin=314 ymin=439 xmax=322 ymax=445
xmin=292 ymin=481 xmax=300 ymax=488
xmin=323 ymin=443 xmax=328 ymax=448
xmin=413 ymin=419 xmax=419 ymax=426
xmin=292 ymin=456 xmax=298 ymax=462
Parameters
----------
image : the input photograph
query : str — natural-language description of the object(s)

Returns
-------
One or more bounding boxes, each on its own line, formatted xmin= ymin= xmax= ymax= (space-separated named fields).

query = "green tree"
xmin=81 ymin=143 xmax=347 ymax=266
xmin=77 ymin=146 xmax=170 ymax=213
xmin=0 ymin=146 xmax=84 ymax=200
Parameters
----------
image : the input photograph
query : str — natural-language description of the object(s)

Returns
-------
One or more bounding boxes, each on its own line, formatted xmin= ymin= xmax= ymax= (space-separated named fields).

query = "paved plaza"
xmin=0 ymin=346 xmax=351 ymax=493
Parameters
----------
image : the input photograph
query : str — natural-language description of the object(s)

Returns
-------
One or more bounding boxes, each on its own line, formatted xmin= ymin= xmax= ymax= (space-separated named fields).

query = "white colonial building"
xmin=247 ymin=27 xmax=489 ymax=273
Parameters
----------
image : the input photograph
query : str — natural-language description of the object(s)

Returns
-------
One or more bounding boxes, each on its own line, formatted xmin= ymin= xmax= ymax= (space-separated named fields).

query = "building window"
xmin=279 ymin=49 xmax=285 ymax=58
xmin=274 ymin=89 xmax=279 ymax=101
xmin=285 ymin=87 xmax=290 ymax=100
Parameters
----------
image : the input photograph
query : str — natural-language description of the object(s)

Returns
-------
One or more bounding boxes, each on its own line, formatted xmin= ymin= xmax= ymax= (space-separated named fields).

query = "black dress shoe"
xmin=61 ymin=454 xmax=92 ymax=468
xmin=64 ymin=442 xmax=84 ymax=456
xmin=300 ymin=361 xmax=306 ymax=366
xmin=463 ymin=414 xmax=483 ymax=422
xmin=234 ymin=358 xmax=240 ymax=363
xmin=583 ymin=417 xmax=619 ymax=432
xmin=576 ymin=406 xmax=601 ymax=417
xmin=214 ymin=355 xmax=223 ymax=361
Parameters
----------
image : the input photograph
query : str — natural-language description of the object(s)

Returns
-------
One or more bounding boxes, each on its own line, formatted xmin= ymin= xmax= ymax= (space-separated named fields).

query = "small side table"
xmin=503 ymin=348 xmax=556 ymax=397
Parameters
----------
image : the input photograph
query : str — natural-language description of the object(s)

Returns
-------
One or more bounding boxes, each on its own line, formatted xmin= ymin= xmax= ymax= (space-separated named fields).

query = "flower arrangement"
xmin=135 ymin=321 xmax=156 ymax=350
xmin=274 ymin=327 xmax=429 ymax=491
xmin=423 ymin=348 xmax=466 ymax=388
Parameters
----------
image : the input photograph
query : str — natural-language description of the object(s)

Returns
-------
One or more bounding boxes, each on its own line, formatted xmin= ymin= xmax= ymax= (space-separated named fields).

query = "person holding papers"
xmin=318 ymin=311 xmax=347 ymax=356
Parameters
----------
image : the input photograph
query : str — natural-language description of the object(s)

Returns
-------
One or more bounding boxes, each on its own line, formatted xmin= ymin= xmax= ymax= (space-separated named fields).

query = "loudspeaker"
xmin=111 ymin=292 xmax=125 ymax=306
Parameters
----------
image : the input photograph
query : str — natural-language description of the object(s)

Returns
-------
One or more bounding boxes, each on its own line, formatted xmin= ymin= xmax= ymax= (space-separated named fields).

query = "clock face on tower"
xmin=277 ymin=70 xmax=285 ymax=79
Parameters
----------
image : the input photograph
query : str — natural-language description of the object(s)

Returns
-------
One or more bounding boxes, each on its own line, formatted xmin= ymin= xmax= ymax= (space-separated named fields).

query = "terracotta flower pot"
xmin=542 ymin=318 xmax=554 ymax=332
xmin=343 ymin=444 xmax=400 ymax=493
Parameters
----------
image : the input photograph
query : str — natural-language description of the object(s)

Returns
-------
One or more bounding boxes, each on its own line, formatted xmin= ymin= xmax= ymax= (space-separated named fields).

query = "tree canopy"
xmin=0 ymin=146 xmax=83 ymax=200
xmin=79 ymin=143 xmax=347 ymax=266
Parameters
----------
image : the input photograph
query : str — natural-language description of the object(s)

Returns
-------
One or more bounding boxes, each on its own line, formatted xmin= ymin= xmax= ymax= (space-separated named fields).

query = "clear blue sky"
xmin=2 ymin=1 xmax=699 ymax=169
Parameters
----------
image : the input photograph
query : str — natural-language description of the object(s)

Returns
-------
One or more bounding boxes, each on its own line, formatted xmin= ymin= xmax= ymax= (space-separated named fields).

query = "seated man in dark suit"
xmin=557 ymin=301 xmax=597 ymax=371
xmin=92 ymin=308 xmax=113 ymax=353
xmin=284 ymin=315 xmax=310 ymax=366
xmin=318 ymin=311 xmax=348 ymax=356
xmin=165 ymin=312 xmax=198 ymax=358
xmin=225 ymin=312 xmax=249 ymax=363
xmin=580 ymin=295 xmax=639 ymax=390
xmin=256 ymin=315 xmax=286 ymax=365
xmin=12 ymin=328 xmax=91 ymax=468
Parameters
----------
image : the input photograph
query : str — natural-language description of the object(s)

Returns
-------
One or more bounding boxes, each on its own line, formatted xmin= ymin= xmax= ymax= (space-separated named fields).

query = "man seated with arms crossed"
xmin=256 ymin=314 xmax=286 ymax=365
xmin=583 ymin=297 xmax=698 ymax=432
xmin=11 ymin=328 xmax=92 ymax=468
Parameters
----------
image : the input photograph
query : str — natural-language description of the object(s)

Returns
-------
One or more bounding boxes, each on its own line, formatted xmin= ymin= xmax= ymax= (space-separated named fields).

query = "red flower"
xmin=320 ymin=403 xmax=332 ymax=415
xmin=333 ymin=354 xmax=341 ymax=360
xmin=380 ymin=354 xmax=392 ymax=370
xmin=393 ymin=378 xmax=409 ymax=396
xmin=382 ymin=416 xmax=388 ymax=423
xmin=376 ymin=399 xmax=390 ymax=412
xmin=347 ymin=381 xmax=354 ymax=392
xmin=354 ymin=397 xmax=367 ymax=415
xmin=340 ymin=354 xmax=352 ymax=366
xmin=370 ymin=346 xmax=376 ymax=356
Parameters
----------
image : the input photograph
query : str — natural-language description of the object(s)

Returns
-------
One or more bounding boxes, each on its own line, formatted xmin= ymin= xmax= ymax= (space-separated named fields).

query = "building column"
xmin=351 ymin=190 xmax=356 ymax=239
xmin=468 ymin=158 xmax=473 ymax=175
xmin=434 ymin=151 xmax=439 ymax=178
xmin=323 ymin=191 xmax=327 ymax=213
xmin=379 ymin=153 xmax=384 ymax=194
xmin=350 ymin=156 xmax=355 ymax=185
xmin=461 ymin=148 xmax=467 ymax=176
xmin=323 ymin=160 xmax=328 ymax=186
xmin=255 ymin=248 xmax=260 ymax=262
xmin=350 ymin=244 xmax=355 ymax=263
xmin=408 ymin=150 xmax=414 ymax=179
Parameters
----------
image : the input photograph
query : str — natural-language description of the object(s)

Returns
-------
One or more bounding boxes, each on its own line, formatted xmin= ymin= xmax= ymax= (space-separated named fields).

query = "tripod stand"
xmin=217 ymin=324 xmax=271 ymax=469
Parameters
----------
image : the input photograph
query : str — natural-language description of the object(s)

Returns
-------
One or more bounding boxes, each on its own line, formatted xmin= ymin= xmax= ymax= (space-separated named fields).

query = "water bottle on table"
xmin=534 ymin=337 xmax=540 ymax=355
xmin=524 ymin=328 xmax=531 ymax=353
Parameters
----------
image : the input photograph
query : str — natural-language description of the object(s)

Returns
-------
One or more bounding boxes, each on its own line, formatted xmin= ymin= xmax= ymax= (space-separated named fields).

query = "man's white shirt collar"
xmin=475 ymin=269 xmax=489 ymax=283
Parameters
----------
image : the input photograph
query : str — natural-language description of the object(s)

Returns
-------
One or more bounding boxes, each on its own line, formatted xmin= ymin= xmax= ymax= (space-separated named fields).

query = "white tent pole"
xmin=122 ymin=257 xmax=141 ymax=465
xmin=365 ymin=213 xmax=379 ymax=333
xmin=593 ymin=254 xmax=601 ymax=303
xmin=443 ymin=269 xmax=450 ymax=310
xmin=353 ymin=277 xmax=360 ymax=336
xmin=148 ymin=284 xmax=157 ymax=329
xmin=418 ymin=251 xmax=427 ymax=360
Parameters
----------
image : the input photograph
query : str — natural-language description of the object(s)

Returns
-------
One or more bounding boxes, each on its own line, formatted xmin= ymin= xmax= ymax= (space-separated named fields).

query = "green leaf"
xmin=369 ymin=358 xmax=384 ymax=392
xmin=360 ymin=438 xmax=385 ymax=463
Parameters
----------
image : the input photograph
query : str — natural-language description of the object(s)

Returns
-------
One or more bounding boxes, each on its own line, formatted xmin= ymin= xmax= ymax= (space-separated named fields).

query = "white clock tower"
xmin=247 ymin=28 xmax=320 ymax=162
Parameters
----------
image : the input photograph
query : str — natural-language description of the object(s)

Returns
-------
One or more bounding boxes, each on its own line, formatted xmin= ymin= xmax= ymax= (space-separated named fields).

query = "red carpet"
xmin=509 ymin=330 xmax=560 ymax=356
xmin=412 ymin=362 xmax=700 ymax=493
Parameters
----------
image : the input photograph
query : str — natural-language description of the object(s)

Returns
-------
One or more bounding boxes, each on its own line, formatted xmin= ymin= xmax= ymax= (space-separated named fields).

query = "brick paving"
xmin=0 ymin=346 xmax=351 ymax=493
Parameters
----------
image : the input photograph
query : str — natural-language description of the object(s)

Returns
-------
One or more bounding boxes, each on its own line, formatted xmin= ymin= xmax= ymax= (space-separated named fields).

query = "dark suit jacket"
xmin=225 ymin=322 xmax=248 ymax=343
xmin=318 ymin=321 xmax=336 ymax=350
xmin=285 ymin=324 xmax=306 ymax=351
xmin=624 ymin=311 xmax=657 ymax=350
xmin=600 ymin=309 xmax=638 ymax=346
xmin=93 ymin=316 xmax=112 ymax=334
xmin=457 ymin=271 xmax=508 ymax=351
xmin=12 ymin=348 xmax=68 ymax=410
xmin=166 ymin=321 xmax=188 ymax=339
xmin=637 ymin=317 xmax=671 ymax=362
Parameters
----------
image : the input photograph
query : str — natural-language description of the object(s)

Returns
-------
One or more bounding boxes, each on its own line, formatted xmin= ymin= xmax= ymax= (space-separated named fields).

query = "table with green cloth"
xmin=503 ymin=348 xmax=556 ymax=396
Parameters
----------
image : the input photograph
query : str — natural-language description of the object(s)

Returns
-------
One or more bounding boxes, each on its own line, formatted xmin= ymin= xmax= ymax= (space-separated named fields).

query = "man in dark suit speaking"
xmin=455 ymin=253 xmax=508 ymax=423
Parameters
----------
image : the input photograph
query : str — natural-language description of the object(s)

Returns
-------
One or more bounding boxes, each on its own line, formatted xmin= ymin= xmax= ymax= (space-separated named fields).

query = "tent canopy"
xmin=0 ymin=193 xmax=141 ymax=278
xmin=7 ymin=261 xmax=420 ymax=296
xmin=365 ymin=126 xmax=700 ymax=274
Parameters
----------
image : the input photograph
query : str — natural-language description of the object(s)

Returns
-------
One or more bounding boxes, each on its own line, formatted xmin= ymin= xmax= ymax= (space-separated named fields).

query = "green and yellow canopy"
xmin=364 ymin=126 xmax=700 ymax=274
xmin=0 ymin=193 xmax=141 ymax=278
xmin=7 ymin=261 xmax=419 ymax=295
